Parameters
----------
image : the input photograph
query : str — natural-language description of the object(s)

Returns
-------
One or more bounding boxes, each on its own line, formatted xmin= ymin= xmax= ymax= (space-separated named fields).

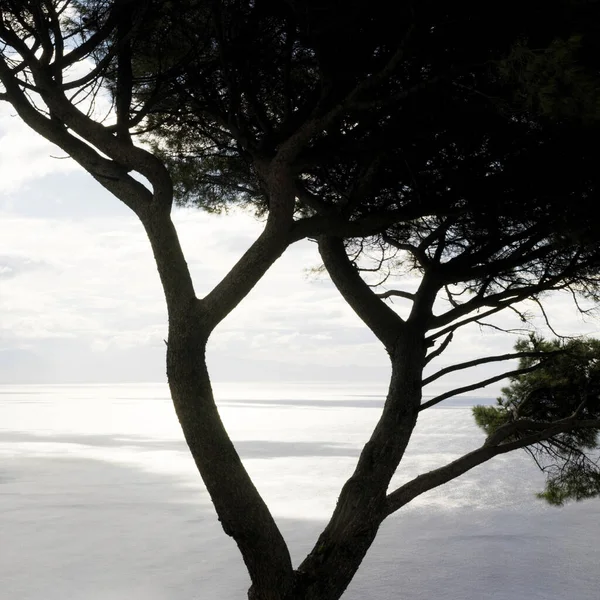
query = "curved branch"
xmin=427 ymin=304 xmax=510 ymax=341
xmin=201 ymin=163 xmax=296 ymax=331
xmin=385 ymin=417 xmax=600 ymax=515
xmin=4 ymin=18 xmax=174 ymax=209
xmin=430 ymin=276 xmax=572 ymax=331
xmin=56 ymin=3 xmax=122 ymax=68
xmin=62 ymin=49 xmax=116 ymax=90
xmin=419 ymin=362 xmax=548 ymax=410
xmin=530 ymin=295 xmax=576 ymax=340
xmin=422 ymin=350 xmax=561 ymax=386
xmin=424 ymin=331 xmax=454 ymax=365
xmin=0 ymin=56 xmax=152 ymax=213
xmin=376 ymin=289 xmax=416 ymax=301
xmin=318 ymin=236 xmax=404 ymax=350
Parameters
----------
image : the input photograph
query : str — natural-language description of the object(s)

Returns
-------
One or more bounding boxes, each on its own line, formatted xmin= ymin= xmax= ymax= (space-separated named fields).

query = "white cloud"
xmin=0 ymin=105 xmax=79 ymax=194
xmin=2 ymin=191 xmax=599 ymax=389
xmin=1 ymin=109 xmax=598 ymax=387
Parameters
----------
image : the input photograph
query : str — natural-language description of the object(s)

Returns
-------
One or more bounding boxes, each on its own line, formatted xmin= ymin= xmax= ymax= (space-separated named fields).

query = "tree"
xmin=474 ymin=336 xmax=600 ymax=506
xmin=2 ymin=2 xmax=600 ymax=599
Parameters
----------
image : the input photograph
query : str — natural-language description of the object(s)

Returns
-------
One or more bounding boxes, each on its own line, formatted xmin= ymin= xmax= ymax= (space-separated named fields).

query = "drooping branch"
xmin=474 ymin=320 xmax=533 ymax=336
xmin=530 ymin=295 xmax=575 ymax=340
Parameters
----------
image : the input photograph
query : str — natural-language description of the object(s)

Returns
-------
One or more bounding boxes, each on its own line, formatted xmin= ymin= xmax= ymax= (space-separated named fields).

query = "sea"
xmin=1 ymin=382 xmax=598 ymax=600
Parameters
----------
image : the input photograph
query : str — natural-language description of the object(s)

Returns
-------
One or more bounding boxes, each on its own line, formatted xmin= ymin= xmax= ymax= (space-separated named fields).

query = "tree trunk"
xmin=140 ymin=207 xmax=295 ymax=599
xmin=167 ymin=317 xmax=294 ymax=599
xmin=294 ymin=335 xmax=426 ymax=600
xmin=301 ymin=237 xmax=438 ymax=600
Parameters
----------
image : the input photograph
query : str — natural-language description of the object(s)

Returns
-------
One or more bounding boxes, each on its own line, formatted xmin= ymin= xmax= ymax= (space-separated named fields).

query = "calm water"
xmin=1 ymin=383 xmax=598 ymax=599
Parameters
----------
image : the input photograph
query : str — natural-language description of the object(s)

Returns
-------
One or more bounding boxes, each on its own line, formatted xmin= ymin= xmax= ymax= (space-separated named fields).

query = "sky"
xmin=1 ymin=101 xmax=599 ymax=391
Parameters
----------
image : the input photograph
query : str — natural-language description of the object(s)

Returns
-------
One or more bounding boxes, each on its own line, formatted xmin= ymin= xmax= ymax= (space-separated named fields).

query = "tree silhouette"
xmin=2 ymin=2 xmax=600 ymax=598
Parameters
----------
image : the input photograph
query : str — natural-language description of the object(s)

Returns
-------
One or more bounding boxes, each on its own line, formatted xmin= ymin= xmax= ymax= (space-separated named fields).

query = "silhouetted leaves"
xmin=474 ymin=337 xmax=600 ymax=505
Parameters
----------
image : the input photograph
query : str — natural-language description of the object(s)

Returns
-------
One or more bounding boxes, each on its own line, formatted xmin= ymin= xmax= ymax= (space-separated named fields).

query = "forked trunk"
xmin=141 ymin=207 xmax=296 ymax=599
xmin=142 ymin=211 xmax=428 ymax=600
xmin=166 ymin=313 xmax=295 ymax=599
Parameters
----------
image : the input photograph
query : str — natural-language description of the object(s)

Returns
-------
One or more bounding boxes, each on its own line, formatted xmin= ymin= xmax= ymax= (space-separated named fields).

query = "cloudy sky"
xmin=1 ymin=101 xmax=599 ymax=393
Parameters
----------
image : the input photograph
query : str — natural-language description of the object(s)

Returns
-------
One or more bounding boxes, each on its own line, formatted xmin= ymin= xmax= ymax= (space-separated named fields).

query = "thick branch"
xmin=407 ymin=270 xmax=443 ymax=325
xmin=139 ymin=209 xmax=197 ymax=316
xmin=318 ymin=236 xmax=404 ymax=350
xmin=200 ymin=163 xmax=296 ymax=331
xmin=298 ymin=336 xmax=426 ymax=599
xmin=289 ymin=204 xmax=433 ymax=244
xmin=376 ymin=289 xmax=416 ymax=301
xmin=385 ymin=417 xmax=600 ymax=515
xmin=0 ymin=57 xmax=152 ymax=214
xmin=166 ymin=335 xmax=294 ymax=599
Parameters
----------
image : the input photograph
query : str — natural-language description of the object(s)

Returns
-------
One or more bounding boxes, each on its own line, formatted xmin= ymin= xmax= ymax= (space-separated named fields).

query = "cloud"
xmin=1 ymin=164 xmax=599 ymax=387
xmin=0 ymin=255 xmax=50 ymax=279
xmin=0 ymin=105 xmax=79 ymax=193
xmin=1 ymin=204 xmax=385 ymax=383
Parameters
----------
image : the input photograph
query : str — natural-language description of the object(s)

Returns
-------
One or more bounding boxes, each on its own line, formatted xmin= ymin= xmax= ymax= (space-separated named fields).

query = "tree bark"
xmin=139 ymin=206 xmax=295 ymax=599
xmin=283 ymin=237 xmax=435 ymax=600
xmin=292 ymin=336 xmax=425 ymax=599
xmin=167 ymin=321 xmax=294 ymax=599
